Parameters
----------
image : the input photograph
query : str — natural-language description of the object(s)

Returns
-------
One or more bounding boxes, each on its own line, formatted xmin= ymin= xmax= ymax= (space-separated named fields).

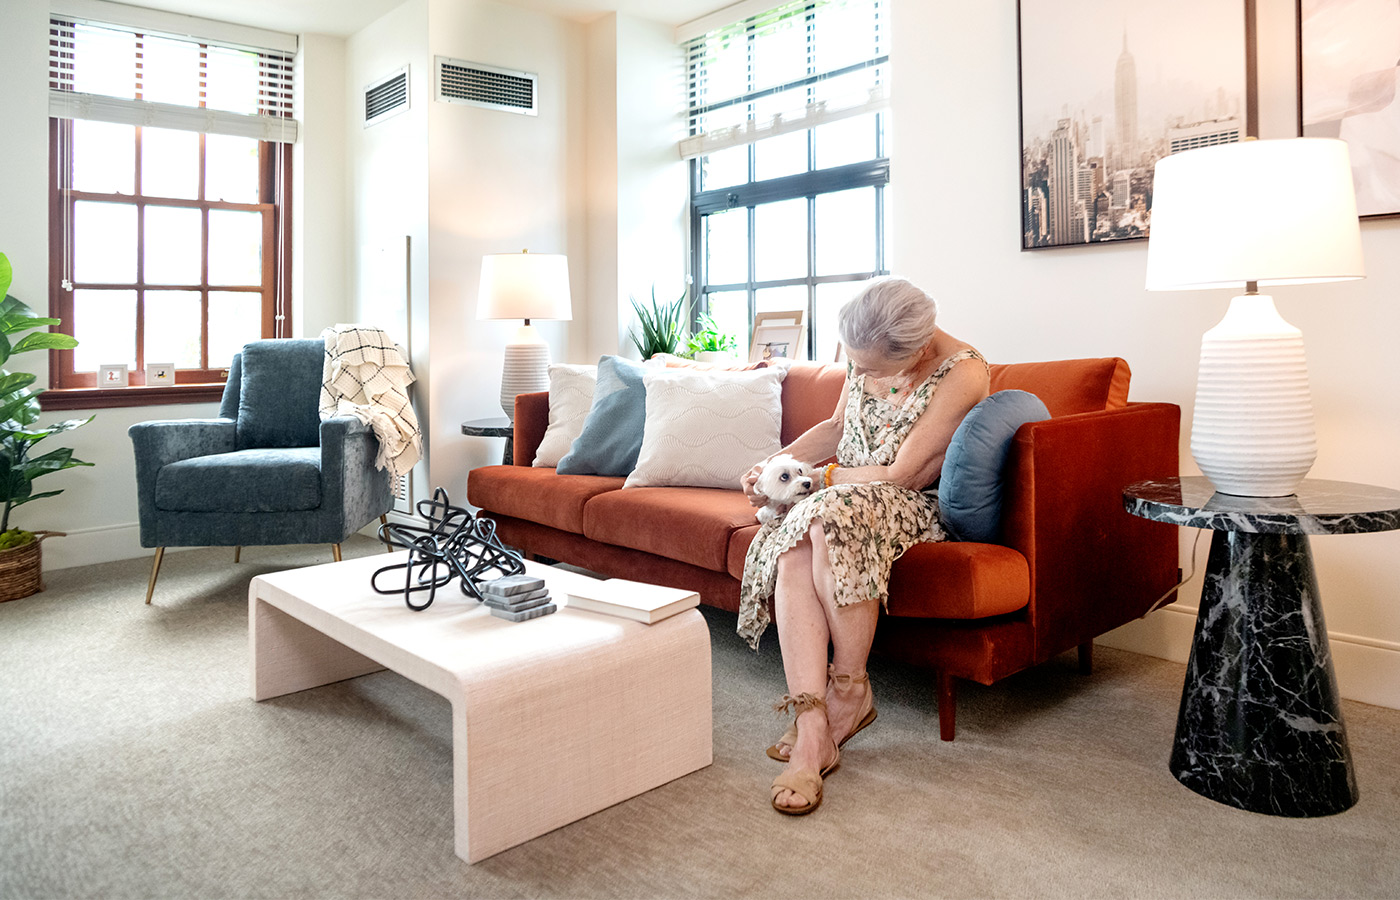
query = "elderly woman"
xmin=738 ymin=278 xmax=989 ymax=815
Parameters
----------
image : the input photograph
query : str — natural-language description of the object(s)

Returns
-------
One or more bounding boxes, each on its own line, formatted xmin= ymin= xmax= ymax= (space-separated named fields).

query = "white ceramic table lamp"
xmin=1146 ymin=138 xmax=1365 ymax=497
xmin=477 ymin=251 xmax=572 ymax=420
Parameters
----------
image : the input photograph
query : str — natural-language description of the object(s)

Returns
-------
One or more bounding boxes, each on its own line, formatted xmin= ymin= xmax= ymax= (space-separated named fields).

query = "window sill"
xmin=40 ymin=383 xmax=226 ymax=411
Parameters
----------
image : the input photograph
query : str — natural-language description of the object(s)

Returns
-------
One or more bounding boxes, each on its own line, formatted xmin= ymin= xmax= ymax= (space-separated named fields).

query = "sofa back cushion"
xmin=236 ymin=339 xmax=325 ymax=450
xmin=779 ymin=362 xmax=846 ymax=446
xmin=989 ymin=358 xmax=1130 ymax=417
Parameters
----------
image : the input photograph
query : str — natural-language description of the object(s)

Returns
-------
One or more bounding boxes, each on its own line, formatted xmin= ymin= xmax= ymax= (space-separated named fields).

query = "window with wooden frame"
xmin=43 ymin=15 xmax=298 ymax=410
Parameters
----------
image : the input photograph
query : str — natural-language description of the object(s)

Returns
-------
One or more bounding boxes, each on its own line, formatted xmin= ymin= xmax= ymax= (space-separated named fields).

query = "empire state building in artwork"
xmin=1114 ymin=31 xmax=1138 ymax=168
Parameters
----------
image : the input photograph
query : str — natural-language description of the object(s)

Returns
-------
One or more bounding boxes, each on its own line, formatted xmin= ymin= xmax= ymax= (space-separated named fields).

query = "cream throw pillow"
xmin=624 ymin=367 xmax=786 ymax=489
xmin=532 ymin=363 xmax=597 ymax=467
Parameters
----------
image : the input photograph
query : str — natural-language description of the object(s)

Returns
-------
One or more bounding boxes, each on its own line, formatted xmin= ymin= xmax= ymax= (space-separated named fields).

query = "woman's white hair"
xmin=837 ymin=277 xmax=939 ymax=362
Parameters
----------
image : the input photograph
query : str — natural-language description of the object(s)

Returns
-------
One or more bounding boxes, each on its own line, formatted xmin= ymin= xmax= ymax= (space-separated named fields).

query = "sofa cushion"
xmin=467 ymin=465 xmax=624 ymax=535
xmin=236 ymin=339 xmax=325 ymax=450
xmin=940 ymin=390 xmax=1050 ymax=543
xmin=779 ymin=363 xmax=847 ymax=446
xmin=558 ymin=355 xmax=647 ymax=476
xmin=989 ymin=357 xmax=1129 ymax=417
xmin=624 ymin=367 xmax=786 ymax=489
xmin=155 ymin=448 xmax=322 ymax=513
xmin=884 ymin=542 xmax=1031 ymax=619
xmin=533 ymin=363 xmax=596 ymax=467
xmin=584 ymin=487 xmax=759 ymax=572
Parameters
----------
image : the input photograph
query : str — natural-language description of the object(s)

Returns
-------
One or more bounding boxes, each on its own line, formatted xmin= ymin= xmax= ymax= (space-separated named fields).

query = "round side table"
xmin=1123 ymin=476 xmax=1400 ymax=817
xmin=462 ymin=417 xmax=514 ymax=466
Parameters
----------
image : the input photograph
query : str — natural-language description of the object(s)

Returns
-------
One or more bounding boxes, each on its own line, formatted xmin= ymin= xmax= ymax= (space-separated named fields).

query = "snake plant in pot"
xmin=0 ymin=252 xmax=92 ymax=601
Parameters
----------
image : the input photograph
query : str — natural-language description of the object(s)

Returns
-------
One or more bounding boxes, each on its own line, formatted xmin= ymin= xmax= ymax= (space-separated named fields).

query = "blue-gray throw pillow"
xmin=556 ymin=355 xmax=648 ymax=476
xmin=939 ymin=389 xmax=1050 ymax=543
xmin=236 ymin=339 xmax=325 ymax=450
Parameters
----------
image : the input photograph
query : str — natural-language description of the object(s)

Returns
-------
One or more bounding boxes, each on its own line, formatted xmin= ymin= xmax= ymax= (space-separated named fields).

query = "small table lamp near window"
xmin=1146 ymin=138 xmax=1365 ymax=497
xmin=478 ymin=251 xmax=572 ymax=420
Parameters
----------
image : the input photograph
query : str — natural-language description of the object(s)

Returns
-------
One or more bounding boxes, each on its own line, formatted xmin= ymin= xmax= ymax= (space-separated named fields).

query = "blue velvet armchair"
xmin=129 ymin=339 xmax=395 ymax=603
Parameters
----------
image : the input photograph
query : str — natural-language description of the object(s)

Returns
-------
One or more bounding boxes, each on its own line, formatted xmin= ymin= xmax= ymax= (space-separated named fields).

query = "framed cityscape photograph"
xmin=1017 ymin=0 xmax=1248 ymax=249
xmin=1298 ymin=0 xmax=1400 ymax=218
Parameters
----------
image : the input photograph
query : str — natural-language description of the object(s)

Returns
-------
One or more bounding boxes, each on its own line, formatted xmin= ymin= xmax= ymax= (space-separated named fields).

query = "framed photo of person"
xmin=749 ymin=324 xmax=804 ymax=363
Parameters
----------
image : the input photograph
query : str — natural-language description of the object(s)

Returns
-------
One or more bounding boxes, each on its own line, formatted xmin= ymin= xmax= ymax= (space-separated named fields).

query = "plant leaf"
xmin=11 ymin=332 xmax=78 ymax=354
xmin=0 ymin=254 xmax=10 ymax=299
xmin=1 ymin=315 xmax=64 ymax=336
xmin=9 ymin=490 xmax=63 ymax=508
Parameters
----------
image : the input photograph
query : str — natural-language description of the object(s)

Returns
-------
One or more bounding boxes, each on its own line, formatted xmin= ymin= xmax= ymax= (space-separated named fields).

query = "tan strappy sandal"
xmin=766 ymin=666 xmax=878 ymax=762
xmin=769 ymin=692 xmax=840 ymax=816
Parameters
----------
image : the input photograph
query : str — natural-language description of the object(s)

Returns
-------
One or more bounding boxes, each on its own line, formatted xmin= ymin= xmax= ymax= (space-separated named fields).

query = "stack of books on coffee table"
xmin=479 ymin=574 xmax=556 ymax=621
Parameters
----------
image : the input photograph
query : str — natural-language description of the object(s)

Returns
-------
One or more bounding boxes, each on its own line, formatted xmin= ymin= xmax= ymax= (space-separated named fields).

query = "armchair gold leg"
xmin=144 ymin=548 xmax=165 ymax=605
xmin=380 ymin=515 xmax=393 ymax=553
xmin=332 ymin=543 xmax=342 ymax=563
xmin=234 ymin=545 xmax=241 ymax=563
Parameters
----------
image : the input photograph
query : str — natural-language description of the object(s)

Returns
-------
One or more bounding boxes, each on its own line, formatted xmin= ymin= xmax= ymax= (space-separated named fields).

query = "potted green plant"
xmin=628 ymin=286 xmax=691 ymax=359
xmin=0 ymin=251 xmax=92 ymax=602
xmin=685 ymin=312 xmax=739 ymax=363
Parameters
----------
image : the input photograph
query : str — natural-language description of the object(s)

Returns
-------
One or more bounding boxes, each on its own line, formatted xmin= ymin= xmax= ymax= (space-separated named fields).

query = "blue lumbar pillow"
xmin=939 ymin=389 xmax=1051 ymax=543
xmin=557 ymin=355 xmax=649 ymax=476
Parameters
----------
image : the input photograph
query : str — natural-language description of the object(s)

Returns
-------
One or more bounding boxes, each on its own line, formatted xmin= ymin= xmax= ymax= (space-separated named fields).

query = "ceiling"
xmin=123 ymin=0 xmax=739 ymax=37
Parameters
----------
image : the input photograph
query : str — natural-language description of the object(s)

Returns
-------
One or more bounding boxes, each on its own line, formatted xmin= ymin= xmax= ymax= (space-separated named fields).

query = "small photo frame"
xmin=98 ymin=364 xmax=129 ymax=387
xmin=749 ymin=324 xmax=804 ymax=363
xmin=145 ymin=362 xmax=175 ymax=385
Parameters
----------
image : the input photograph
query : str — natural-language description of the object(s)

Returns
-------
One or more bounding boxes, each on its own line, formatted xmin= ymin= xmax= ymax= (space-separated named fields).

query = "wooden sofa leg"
xmin=234 ymin=545 xmax=241 ymax=563
xmin=937 ymin=671 xmax=956 ymax=741
xmin=331 ymin=543 xmax=342 ymax=562
xmin=144 ymin=548 xmax=165 ymax=605
xmin=1078 ymin=641 xmax=1094 ymax=675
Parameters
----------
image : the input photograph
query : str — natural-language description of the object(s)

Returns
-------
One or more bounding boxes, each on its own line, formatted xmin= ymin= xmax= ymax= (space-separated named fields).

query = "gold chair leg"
xmin=332 ymin=543 xmax=342 ymax=562
xmin=144 ymin=548 xmax=165 ymax=605
xmin=380 ymin=515 xmax=393 ymax=553
xmin=234 ymin=545 xmax=241 ymax=563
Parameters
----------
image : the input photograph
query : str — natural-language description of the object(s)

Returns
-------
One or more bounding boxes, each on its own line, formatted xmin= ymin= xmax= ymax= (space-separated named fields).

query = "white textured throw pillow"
xmin=532 ymin=363 xmax=597 ymax=467
xmin=624 ymin=367 xmax=787 ymax=489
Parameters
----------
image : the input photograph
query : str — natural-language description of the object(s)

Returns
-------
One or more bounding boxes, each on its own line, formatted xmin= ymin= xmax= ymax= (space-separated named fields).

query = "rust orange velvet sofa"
xmin=467 ymin=358 xmax=1180 ymax=740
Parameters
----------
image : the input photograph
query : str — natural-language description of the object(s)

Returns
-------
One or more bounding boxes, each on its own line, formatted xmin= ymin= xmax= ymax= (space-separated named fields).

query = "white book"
xmin=565 ymin=578 xmax=700 ymax=624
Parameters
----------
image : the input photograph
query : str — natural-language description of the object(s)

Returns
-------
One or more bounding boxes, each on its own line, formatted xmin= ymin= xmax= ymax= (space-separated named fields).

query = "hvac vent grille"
xmin=435 ymin=57 xmax=537 ymax=116
xmin=364 ymin=66 xmax=409 ymax=126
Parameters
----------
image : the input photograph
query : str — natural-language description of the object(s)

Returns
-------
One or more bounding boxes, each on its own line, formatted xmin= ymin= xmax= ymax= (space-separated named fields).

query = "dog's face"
xmin=756 ymin=454 xmax=816 ymax=505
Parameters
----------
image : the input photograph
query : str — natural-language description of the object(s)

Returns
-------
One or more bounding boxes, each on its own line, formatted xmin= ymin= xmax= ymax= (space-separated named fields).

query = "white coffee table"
xmin=248 ymin=553 xmax=713 ymax=863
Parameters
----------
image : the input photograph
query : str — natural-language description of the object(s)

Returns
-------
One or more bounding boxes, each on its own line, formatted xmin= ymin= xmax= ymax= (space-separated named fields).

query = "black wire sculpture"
xmin=371 ymin=488 xmax=525 ymax=611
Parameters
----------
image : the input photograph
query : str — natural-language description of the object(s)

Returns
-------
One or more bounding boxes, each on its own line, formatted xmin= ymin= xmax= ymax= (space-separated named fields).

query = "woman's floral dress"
xmin=736 ymin=349 xmax=988 ymax=649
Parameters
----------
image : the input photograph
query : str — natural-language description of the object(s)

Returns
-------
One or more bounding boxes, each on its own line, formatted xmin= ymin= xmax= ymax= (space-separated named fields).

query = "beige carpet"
xmin=2 ymin=537 xmax=1398 ymax=899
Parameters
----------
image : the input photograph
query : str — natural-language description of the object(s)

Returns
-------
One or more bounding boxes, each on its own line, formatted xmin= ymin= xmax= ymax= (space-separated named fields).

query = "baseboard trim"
xmin=1098 ymin=603 xmax=1400 ymax=711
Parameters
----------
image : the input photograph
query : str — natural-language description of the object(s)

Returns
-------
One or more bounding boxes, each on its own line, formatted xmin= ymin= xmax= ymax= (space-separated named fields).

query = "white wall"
xmin=889 ymin=0 xmax=1400 ymax=707
xmin=294 ymin=32 xmax=349 ymax=337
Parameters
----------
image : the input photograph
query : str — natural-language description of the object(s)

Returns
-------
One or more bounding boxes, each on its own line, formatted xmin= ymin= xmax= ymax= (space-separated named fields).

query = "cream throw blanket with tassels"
xmin=318 ymin=325 xmax=421 ymax=480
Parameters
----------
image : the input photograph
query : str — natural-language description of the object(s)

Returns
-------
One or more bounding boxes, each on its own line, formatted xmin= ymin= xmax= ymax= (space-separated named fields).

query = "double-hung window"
xmin=684 ymin=0 xmax=888 ymax=363
xmin=45 ymin=15 xmax=297 ymax=408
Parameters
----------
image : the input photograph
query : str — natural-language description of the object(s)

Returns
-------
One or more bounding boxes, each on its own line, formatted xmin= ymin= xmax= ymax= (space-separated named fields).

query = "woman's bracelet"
xmin=823 ymin=462 xmax=839 ymax=488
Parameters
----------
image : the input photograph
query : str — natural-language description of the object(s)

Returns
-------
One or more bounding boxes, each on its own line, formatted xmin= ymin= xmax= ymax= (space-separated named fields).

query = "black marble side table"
xmin=462 ymin=417 xmax=514 ymax=466
xmin=1123 ymin=476 xmax=1400 ymax=817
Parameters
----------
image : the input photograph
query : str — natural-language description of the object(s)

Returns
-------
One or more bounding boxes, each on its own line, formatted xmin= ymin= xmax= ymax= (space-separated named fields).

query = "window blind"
xmin=681 ymin=0 xmax=886 ymax=160
xmin=48 ymin=17 xmax=298 ymax=144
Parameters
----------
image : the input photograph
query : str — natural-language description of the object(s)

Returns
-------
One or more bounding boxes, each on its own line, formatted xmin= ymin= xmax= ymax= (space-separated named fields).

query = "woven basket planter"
xmin=0 ymin=531 xmax=60 ymax=603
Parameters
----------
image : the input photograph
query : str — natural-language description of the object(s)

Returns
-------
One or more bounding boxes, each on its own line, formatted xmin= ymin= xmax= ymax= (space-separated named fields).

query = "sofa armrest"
xmin=320 ymin=415 xmax=392 ymax=532
xmin=513 ymin=391 xmax=550 ymax=466
xmin=1000 ymin=401 xmax=1181 ymax=658
xmin=128 ymin=419 xmax=237 ymax=546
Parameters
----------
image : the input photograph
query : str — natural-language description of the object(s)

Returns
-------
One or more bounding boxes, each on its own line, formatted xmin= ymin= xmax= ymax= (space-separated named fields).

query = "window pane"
xmin=816 ymin=282 xmax=862 ymax=364
xmin=141 ymin=127 xmax=199 ymax=200
xmin=144 ymin=290 xmax=202 ymax=368
xmin=205 ymin=134 xmax=260 ymax=203
xmin=144 ymin=207 xmax=202 ymax=285
xmin=754 ymin=198 xmax=807 ymax=282
xmin=140 ymin=35 xmax=200 ymax=107
xmin=209 ymin=292 xmax=262 ymax=366
xmin=73 ymin=201 xmax=137 ymax=284
xmin=705 ymin=208 xmax=748 ymax=287
xmin=72 ymin=121 xmax=134 ymax=194
xmin=703 ymin=290 xmax=748 ymax=359
xmin=751 ymin=12 xmax=806 ymax=91
xmin=754 ymin=130 xmax=808 ymax=181
xmin=815 ymin=2 xmax=881 ymax=72
xmin=692 ymin=34 xmax=748 ymax=104
xmin=816 ymin=187 xmax=876 ymax=275
xmin=700 ymin=145 xmax=748 ymax=191
xmin=72 ymin=25 xmax=136 ymax=99
xmin=73 ymin=290 xmax=136 ymax=370
xmin=205 ymin=47 xmax=260 ymax=115
xmin=815 ymin=114 xmax=877 ymax=171
xmin=208 ymin=210 xmax=264 ymax=286
xmin=753 ymin=286 xmax=808 ymax=360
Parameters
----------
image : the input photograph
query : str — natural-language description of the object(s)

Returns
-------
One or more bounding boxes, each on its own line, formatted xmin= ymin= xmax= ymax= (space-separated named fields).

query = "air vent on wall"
xmin=364 ymin=66 xmax=409 ymax=127
xmin=435 ymin=56 xmax=538 ymax=116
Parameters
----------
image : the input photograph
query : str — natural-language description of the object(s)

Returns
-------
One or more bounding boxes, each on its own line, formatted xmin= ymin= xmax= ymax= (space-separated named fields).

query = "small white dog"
xmin=754 ymin=454 xmax=818 ymax=525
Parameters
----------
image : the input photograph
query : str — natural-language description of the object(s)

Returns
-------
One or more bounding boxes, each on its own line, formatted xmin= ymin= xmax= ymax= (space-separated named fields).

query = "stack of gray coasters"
xmin=479 ymin=574 xmax=556 ymax=621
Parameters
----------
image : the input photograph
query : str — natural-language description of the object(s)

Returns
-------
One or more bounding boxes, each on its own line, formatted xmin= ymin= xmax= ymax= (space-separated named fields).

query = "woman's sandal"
xmin=766 ymin=666 xmax=878 ymax=762
xmin=769 ymin=692 xmax=840 ymax=816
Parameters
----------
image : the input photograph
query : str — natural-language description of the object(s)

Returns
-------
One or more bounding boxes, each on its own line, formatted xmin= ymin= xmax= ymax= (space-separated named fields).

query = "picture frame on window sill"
xmin=145 ymin=363 xmax=175 ymax=385
xmin=97 ymin=364 xmax=129 ymax=387
xmin=749 ymin=324 xmax=804 ymax=364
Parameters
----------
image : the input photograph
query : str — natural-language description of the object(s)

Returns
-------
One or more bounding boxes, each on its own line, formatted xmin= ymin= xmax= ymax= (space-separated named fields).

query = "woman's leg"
xmin=807 ymin=521 xmax=879 ymax=744
xmin=772 ymin=538 xmax=838 ymax=809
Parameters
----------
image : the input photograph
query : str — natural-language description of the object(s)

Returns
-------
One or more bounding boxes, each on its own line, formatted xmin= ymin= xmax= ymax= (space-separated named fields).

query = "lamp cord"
xmin=1139 ymin=527 xmax=1208 ymax=619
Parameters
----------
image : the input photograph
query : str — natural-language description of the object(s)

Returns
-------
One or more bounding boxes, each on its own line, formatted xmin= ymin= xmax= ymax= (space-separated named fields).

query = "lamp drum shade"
xmin=1146 ymin=138 xmax=1364 ymax=292
xmin=477 ymin=253 xmax=572 ymax=321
